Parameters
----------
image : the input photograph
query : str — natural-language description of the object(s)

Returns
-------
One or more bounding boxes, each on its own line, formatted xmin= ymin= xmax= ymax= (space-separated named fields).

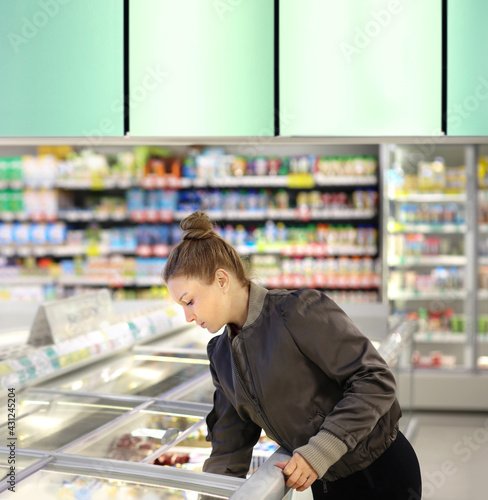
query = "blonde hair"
xmin=162 ymin=210 xmax=251 ymax=287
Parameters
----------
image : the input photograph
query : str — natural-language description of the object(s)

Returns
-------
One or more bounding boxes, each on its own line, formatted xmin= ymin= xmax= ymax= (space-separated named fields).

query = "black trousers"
xmin=311 ymin=431 xmax=422 ymax=500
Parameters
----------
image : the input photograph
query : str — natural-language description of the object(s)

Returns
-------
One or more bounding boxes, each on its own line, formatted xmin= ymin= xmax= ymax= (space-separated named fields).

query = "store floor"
xmin=410 ymin=411 xmax=488 ymax=500
xmin=291 ymin=411 xmax=488 ymax=500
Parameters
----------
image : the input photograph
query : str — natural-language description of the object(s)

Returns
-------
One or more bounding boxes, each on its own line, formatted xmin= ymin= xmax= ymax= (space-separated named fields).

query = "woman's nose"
xmin=184 ymin=309 xmax=195 ymax=323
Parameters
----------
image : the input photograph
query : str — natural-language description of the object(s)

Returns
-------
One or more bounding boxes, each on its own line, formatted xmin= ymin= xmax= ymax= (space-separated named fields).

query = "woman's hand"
xmin=275 ymin=452 xmax=318 ymax=492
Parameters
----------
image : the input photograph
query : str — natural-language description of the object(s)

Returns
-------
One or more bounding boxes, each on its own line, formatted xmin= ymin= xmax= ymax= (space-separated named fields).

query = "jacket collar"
xmin=242 ymin=281 xmax=268 ymax=329
xmin=227 ymin=281 xmax=268 ymax=337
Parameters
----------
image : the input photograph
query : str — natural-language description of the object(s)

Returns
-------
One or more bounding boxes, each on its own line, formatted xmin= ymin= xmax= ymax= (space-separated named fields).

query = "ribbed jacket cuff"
xmin=295 ymin=430 xmax=348 ymax=479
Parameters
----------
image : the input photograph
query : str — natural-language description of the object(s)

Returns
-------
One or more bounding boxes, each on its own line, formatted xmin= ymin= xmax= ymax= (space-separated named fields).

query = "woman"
xmin=163 ymin=211 xmax=422 ymax=499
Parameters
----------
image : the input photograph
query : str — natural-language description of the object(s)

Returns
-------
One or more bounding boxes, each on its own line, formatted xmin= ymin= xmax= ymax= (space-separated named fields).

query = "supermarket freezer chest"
xmin=36 ymin=328 xmax=211 ymax=398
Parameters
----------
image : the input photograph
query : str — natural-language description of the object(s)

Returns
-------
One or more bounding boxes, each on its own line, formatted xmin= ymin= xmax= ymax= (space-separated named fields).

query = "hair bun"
xmin=180 ymin=210 xmax=214 ymax=241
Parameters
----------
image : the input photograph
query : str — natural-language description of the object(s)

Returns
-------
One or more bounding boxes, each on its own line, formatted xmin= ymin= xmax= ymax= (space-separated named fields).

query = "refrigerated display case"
xmin=9 ymin=470 xmax=223 ymax=500
xmin=384 ymin=144 xmax=470 ymax=370
xmin=383 ymin=143 xmax=488 ymax=411
xmin=477 ymin=147 xmax=488 ymax=371
xmin=0 ymin=284 xmax=416 ymax=499
xmin=38 ymin=349 xmax=210 ymax=398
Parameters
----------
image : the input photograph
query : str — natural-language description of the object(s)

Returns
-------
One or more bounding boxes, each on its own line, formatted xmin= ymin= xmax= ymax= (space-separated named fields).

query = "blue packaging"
xmin=30 ymin=223 xmax=47 ymax=245
xmin=159 ymin=190 xmax=178 ymax=210
xmin=146 ymin=190 xmax=159 ymax=210
xmin=0 ymin=223 xmax=13 ymax=245
xmin=12 ymin=223 xmax=30 ymax=245
xmin=127 ymin=188 xmax=145 ymax=211
xmin=47 ymin=222 xmax=66 ymax=245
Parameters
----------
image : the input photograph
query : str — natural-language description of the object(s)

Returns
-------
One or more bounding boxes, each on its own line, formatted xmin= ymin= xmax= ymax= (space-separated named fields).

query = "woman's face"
xmin=166 ymin=274 xmax=229 ymax=334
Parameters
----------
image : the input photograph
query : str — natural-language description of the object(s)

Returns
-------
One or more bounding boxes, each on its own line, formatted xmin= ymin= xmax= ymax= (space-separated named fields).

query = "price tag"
xmin=146 ymin=209 xmax=158 ymax=222
xmin=128 ymin=322 xmax=141 ymax=341
xmin=90 ymin=175 xmax=105 ymax=190
xmin=167 ymin=176 xmax=182 ymax=189
xmin=108 ymin=275 xmax=126 ymax=288
xmin=141 ymin=176 xmax=157 ymax=190
xmin=315 ymin=274 xmax=327 ymax=288
xmin=294 ymin=206 xmax=312 ymax=222
xmin=0 ymin=362 xmax=12 ymax=376
xmin=136 ymin=245 xmax=153 ymax=257
xmin=153 ymin=244 xmax=169 ymax=257
xmin=86 ymin=241 xmax=101 ymax=257
xmin=159 ymin=210 xmax=174 ymax=223
xmin=27 ymin=290 xmax=113 ymax=346
xmin=265 ymin=276 xmax=281 ymax=288
xmin=287 ymin=173 xmax=315 ymax=189
xmin=282 ymin=275 xmax=294 ymax=288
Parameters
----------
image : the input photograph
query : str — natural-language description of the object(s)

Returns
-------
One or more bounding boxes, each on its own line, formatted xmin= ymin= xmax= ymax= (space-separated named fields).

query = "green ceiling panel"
xmin=280 ymin=0 xmax=442 ymax=136
xmin=447 ymin=0 xmax=488 ymax=135
xmin=129 ymin=0 xmax=274 ymax=137
xmin=0 ymin=0 xmax=124 ymax=137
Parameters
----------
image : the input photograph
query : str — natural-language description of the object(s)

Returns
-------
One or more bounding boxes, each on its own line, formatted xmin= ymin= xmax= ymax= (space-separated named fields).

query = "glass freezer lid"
xmin=0 ymin=393 xmax=140 ymax=452
xmin=72 ymin=402 xmax=209 ymax=465
xmin=142 ymin=326 xmax=211 ymax=351
xmin=39 ymin=351 xmax=210 ymax=398
xmin=7 ymin=469 xmax=226 ymax=499
xmin=169 ymin=376 xmax=215 ymax=405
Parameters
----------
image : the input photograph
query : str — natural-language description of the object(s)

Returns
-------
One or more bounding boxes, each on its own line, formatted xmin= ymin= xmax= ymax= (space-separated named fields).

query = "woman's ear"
xmin=215 ymin=269 xmax=230 ymax=294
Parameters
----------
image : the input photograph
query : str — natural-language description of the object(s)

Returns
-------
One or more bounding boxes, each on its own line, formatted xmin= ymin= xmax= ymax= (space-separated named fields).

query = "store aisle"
xmin=411 ymin=411 xmax=488 ymax=500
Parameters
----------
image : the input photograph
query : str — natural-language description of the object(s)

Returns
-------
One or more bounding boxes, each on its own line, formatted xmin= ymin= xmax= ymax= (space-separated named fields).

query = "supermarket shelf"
xmin=387 ymin=223 xmax=466 ymax=234
xmin=1 ymin=208 xmax=376 ymax=224
xmin=56 ymin=178 xmax=135 ymax=190
xmin=479 ymin=225 xmax=488 ymax=234
xmin=0 ymin=212 xmax=57 ymax=222
xmin=314 ymin=174 xmax=377 ymax=186
xmin=0 ymin=275 xmax=168 ymax=288
xmin=0 ymin=174 xmax=377 ymax=190
xmin=478 ymin=289 xmax=488 ymax=300
xmin=56 ymin=276 xmax=135 ymax=287
xmin=236 ymin=244 xmax=377 ymax=257
xmin=0 ymin=276 xmax=55 ymax=285
xmin=134 ymin=276 xmax=164 ymax=287
xmin=388 ymin=290 xmax=466 ymax=300
xmin=195 ymin=176 xmax=288 ymax=188
xmin=414 ymin=332 xmax=488 ymax=343
xmin=174 ymin=208 xmax=377 ymax=221
xmin=0 ymin=244 xmax=377 ymax=260
xmin=263 ymin=274 xmax=381 ymax=289
xmin=389 ymin=194 xmax=466 ymax=203
xmin=0 ymin=245 xmax=136 ymax=257
xmin=59 ymin=210 xmax=128 ymax=222
xmin=414 ymin=331 xmax=466 ymax=343
xmin=479 ymin=257 xmax=488 ymax=265
xmin=388 ymin=256 xmax=466 ymax=267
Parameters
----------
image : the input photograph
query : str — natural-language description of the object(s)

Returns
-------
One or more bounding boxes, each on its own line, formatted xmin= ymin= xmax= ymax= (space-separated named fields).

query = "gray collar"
xmin=242 ymin=281 xmax=268 ymax=329
xmin=227 ymin=281 xmax=268 ymax=336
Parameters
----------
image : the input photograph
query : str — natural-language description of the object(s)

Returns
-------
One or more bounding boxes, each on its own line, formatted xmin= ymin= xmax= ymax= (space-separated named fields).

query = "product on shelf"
xmin=0 ymin=147 xmax=380 ymax=302
xmin=411 ymin=349 xmax=457 ymax=369
xmin=391 ymin=157 xmax=466 ymax=195
xmin=388 ymin=233 xmax=463 ymax=258
xmin=397 ymin=202 xmax=464 ymax=225
xmin=389 ymin=267 xmax=465 ymax=295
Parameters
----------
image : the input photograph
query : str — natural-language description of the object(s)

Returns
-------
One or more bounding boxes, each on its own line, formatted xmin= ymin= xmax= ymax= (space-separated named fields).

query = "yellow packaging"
xmin=418 ymin=159 xmax=446 ymax=192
